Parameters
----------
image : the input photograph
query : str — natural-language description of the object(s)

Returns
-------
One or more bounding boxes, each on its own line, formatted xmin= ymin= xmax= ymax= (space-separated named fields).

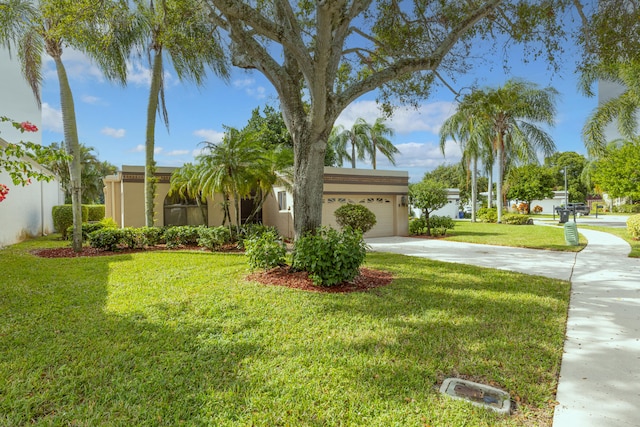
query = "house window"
xmin=277 ymin=191 xmax=287 ymax=211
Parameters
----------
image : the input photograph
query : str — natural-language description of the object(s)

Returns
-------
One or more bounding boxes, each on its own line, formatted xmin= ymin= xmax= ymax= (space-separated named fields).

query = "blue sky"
xmin=36 ymin=36 xmax=597 ymax=183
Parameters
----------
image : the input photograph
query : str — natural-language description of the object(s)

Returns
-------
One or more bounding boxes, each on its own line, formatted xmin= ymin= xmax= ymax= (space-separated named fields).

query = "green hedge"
xmin=52 ymin=205 xmax=88 ymax=238
xmin=85 ymin=204 xmax=105 ymax=221
xmin=501 ymin=214 xmax=532 ymax=225
xmin=627 ymin=214 xmax=640 ymax=240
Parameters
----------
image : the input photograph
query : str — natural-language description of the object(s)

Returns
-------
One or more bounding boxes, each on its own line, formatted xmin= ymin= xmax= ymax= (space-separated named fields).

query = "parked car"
xmin=556 ymin=203 xmax=590 ymax=216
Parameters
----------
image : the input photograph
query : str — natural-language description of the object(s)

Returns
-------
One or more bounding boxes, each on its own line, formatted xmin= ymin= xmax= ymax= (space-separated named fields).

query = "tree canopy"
xmin=592 ymin=139 xmax=640 ymax=201
xmin=202 ymin=0 xmax=573 ymax=237
xmin=505 ymin=164 xmax=555 ymax=213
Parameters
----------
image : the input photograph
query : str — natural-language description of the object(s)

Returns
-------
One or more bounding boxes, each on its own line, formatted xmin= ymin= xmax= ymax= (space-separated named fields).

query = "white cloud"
xmin=41 ymin=103 xmax=63 ymax=133
xmin=131 ymin=144 xmax=163 ymax=154
xmin=232 ymin=78 xmax=266 ymax=99
xmin=335 ymin=100 xmax=456 ymax=135
xmin=82 ymin=95 xmax=102 ymax=105
xmin=393 ymin=141 xmax=461 ymax=169
xmin=101 ymin=127 xmax=126 ymax=138
xmin=193 ymin=129 xmax=225 ymax=144
xmin=166 ymin=149 xmax=190 ymax=156
xmin=126 ymin=61 xmax=152 ymax=86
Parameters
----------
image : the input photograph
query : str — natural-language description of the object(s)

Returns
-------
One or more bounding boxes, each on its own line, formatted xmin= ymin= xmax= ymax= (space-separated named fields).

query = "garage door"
xmin=322 ymin=195 xmax=395 ymax=238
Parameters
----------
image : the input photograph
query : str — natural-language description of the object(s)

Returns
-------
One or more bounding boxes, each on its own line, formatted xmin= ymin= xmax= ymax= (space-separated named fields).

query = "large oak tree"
xmin=205 ymin=1 xmax=571 ymax=237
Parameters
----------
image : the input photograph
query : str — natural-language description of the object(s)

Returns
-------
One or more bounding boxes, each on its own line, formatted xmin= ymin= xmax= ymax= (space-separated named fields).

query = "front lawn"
xmin=444 ymin=221 xmax=586 ymax=251
xmin=0 ymin=236 xmax=569 ymax=426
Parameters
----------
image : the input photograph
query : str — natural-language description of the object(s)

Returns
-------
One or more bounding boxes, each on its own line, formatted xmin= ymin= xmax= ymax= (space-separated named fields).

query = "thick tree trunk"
xmin=289 ymin=123 xmax=330 ymax=239
xmin=145 ymin=51 xmax=163 ymax=227
xmin=53 ymin=56 xmax=83 ymax=252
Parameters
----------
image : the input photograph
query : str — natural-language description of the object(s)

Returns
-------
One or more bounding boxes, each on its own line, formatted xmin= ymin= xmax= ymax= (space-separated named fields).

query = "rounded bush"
xmin=292 ymin=227 xmax=367 ymax=286
xmin=627 ymin=214 xmax=640 ymax=240
xmin=245 ymin=230 xmax=287 ymax=270
xmin=334 ymin=204 xmax=377 ymax=234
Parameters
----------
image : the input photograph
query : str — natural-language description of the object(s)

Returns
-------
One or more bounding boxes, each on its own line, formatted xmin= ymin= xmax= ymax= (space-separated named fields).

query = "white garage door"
xmin=322 ymin=195 xmax=395 ymax=238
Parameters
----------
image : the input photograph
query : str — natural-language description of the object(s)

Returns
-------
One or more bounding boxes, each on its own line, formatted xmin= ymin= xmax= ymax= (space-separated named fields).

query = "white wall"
xmin=0 ymin=47 xmax=63 ymax=247
xmin=0 ymin=169 xmax=63 ymax=247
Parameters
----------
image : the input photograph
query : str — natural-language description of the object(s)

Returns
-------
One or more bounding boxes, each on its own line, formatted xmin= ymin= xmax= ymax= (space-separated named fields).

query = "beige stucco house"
xmin=103 ymin=165 xmax=409 ymax=238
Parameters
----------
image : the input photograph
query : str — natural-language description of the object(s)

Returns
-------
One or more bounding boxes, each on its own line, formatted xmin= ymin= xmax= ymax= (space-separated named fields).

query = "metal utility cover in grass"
xmin=440 ymin=378 xmax=511 ymax=415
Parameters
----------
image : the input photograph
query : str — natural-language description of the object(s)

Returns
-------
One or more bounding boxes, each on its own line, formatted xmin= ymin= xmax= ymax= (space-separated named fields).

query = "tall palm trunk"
xmin=350 ymin=138 xmax=356 ymax=168
xmin=145 ymin=50 xmax=163 ymax=226
xmin=471 ymin=156 xmax=478 ymax=222
xmin=53 ymin=54 xmax=83 ymax=252
xmin=495 ymin=134 xmax=504 ymax=223
xmin=487 ymin=170 xmax=493 ymax=209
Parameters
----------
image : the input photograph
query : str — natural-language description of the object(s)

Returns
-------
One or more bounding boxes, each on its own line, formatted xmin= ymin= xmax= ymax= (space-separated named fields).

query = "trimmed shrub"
xmin=292 ymin=227 xmax=367 ymax=286
xmin=198 ymin=226 xmax=232 ymax=251
xmin=627 ymin=214 xmax=640 ymax=240
xmin=120 ymin=227 xmax=145 ymax=249
xmin=236 ymin=224 xmax=280 ymax=249
xmin=477 ymin=207 xmax=498 ymax=223
xmin=52 ymin=205 xmax=89 ymax=238
xmin=88 ymin=228 xmax=124 ymax=251
xmin=501 ymin=214 xmax=532 ymax=225
xmin=139 ymin=226 xmax=164 ymax=247
xmin=334 ymin=204 xmax=377 ymax=234
xmin=532 ymin=205 xmax=543 ymax=214
xmin=613 ymin=204 xmax=640 ymax=214
xmin=85 ymin=204 xmax=105 ymax=222
xmin=245 ymin=230 xmax=287 ymax=270
xmin=409 ymin=217 xmax=428 ymax=235
xmin=163 ymin=226 xmax=202 ymax=248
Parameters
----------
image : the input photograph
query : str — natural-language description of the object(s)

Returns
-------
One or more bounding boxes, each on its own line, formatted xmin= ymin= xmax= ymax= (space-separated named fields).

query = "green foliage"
xmin=592 ymin=139 xmax=640 ymax=200
xmin=477 ymin=207 xmax=498 ymax=223
xmin=613 ymin=204 xmax=640 ymax=214
xmin=409 ymin=217 xmax=428 ymax=235
xmin=88 ymin=228 xmax=124 ymax=251
xmin=139 ymin=226 xmax=164 ymax=246
xmin=334 ymin=204 xmax=377 ymax=234
xmin=197 ymin=226 xmax=232 ymax=251
xmin=501 ymin=214 xmax=532 ymax=225
xmin=52 ymin=205 xmax=88 ymax=238
xmin=506 ymin=164 xmax=555 ymax=210
xmin=66 ymin=218 xmax=116 ymax=240
xmin=292 ymin=227 xmax=367 ymax=286
xmin=245 ymin=230 xmax=287 ymax=270
xmin=409 ymin=216 xmax=455 ymax=236
xmin=236 ymin=224 xmax=280 ymax=249
xmin=120 ymin=227 xmax=146 ymax=249
xmin=163 ymin=226 xmax=202 ymax=249
xmin=409 ymin=179 xmax=448 ymax=216
xmin=627 ymin=215 xmax=640 ymax=240
xmin=85 ymin=204 xmax=105 ymax=221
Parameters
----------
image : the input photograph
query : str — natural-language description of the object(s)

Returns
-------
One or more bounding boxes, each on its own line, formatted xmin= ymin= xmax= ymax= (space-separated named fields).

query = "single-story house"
xmin=411 ymin=188 xmax=462 ymax=219
xmin=103 ymin=165 xmax=409 ymax=238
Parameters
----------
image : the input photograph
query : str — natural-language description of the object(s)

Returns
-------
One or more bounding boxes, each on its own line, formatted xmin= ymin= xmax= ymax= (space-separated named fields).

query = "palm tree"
xmin=328 ymin=118 xmax=372 ymax=168
xmin=44 ymin=142 xmax=116 ymax=204
xmin=0 ymin=0 xmax=132 ymax=251
xmin=580 ymin=60 xmax=640 ymax=158
xmin=168 ymin=162 xmax=208 ymax=224
xmin=455 ymin=80 xmax=557 ymax=222
xmin=132 ymin=0 xmax=229 ymax=227
xmin=196 ymin=126 xmax=266 ymax=233
xmin=440 ymin=91 xmax=493 ymax=222
xmin=368 ymin=118 xmax=398 ymax=169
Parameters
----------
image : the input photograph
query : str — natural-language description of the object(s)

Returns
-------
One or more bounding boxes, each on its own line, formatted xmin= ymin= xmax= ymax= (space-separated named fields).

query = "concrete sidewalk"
xmin=366 ymin=227 xmax=640 ymax=426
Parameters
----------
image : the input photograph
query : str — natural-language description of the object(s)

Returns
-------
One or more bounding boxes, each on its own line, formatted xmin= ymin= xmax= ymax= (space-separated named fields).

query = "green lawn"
xmin=0 ymin=236 xmax=569 ymax=426
xmin=444 ymin=221 xmax=587 ymax=251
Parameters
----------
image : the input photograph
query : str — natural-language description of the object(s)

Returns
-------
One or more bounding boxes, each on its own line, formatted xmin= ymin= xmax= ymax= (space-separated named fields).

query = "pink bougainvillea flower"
xmin=20 ymin=121 xmax=38 ymax=132
xmin=0 ymin=184 xmax=9 ymax=202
